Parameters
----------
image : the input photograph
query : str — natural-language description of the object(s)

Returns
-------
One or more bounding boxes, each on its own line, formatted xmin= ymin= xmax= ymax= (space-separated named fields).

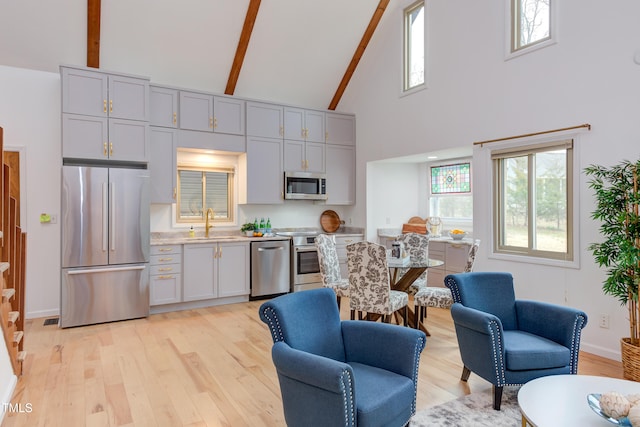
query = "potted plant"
xmin=585 ymin=159 xmax=640 ymax=381
xmin=241 ymin=222 xmax=255 ymax=237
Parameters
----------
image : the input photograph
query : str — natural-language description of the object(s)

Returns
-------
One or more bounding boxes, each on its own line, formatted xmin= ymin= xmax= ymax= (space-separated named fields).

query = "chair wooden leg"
xmin=461 ymin=366 xmax=471 ymax=382
xmin=336 ymin=296 xmax=341 ymax=310
xmin=383 ymin=315 xmax=390 ymax=323
xmin=414 ymin=305 xmax=420 ymax=329
xmin=403 ymin=306 xmax=408 ymax=326
xmin=350 ymin=309 xmax=355 ymax=320
xmin=493 ymin=385 xmax=503 ymax=410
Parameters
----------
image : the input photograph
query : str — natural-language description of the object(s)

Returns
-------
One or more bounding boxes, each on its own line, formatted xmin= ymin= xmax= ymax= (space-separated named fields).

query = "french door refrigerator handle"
xmin=110 ymin=183 xmax=115 ymax=252
xmin=102 ymin=182 xmax=108 ymax=252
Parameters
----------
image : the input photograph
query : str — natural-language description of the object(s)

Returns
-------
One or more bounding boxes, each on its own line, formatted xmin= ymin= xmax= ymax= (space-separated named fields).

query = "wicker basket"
xmin=621 ymin=338 xmax=640 ymax=381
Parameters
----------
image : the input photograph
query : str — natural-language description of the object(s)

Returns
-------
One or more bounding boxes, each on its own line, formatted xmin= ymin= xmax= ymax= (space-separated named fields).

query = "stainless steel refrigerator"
xmin=61 ymin=165 xmax=150 ymax=328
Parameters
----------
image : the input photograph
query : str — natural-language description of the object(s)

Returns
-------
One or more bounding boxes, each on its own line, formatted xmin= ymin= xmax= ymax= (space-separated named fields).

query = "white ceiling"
xmin=0 ymin=0 xmax=382 ymax=111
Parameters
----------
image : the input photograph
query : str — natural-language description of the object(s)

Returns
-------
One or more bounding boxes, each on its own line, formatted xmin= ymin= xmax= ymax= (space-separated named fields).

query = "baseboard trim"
xmin=581 ymin=343 xmax=621 ymax=362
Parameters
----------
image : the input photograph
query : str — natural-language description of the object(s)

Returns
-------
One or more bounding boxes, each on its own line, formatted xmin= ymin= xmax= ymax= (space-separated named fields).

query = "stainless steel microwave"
xmin=284 ymin=171 xmax=327 ymax=200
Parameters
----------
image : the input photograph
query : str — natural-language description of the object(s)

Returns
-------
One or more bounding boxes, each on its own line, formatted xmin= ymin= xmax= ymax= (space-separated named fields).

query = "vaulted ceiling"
xmin=0 ymin=0 xmax=390 ymax=111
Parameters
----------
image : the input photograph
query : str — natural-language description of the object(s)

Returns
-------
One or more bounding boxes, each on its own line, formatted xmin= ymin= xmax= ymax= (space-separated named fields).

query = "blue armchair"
xmin=259 ymin=288 xmax=427 ymax=427
xmin=444 ymin=272 xmax=588 ymax=410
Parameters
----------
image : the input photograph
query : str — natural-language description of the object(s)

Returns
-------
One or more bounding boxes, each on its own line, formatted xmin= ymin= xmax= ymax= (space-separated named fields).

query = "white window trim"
xmin=504 ymin=0 xmax=558 ymax=61
xmin=485 ymin=130 xmax=581 ymax=269
xmin=400 ymin=0 xmax=428 ymax=97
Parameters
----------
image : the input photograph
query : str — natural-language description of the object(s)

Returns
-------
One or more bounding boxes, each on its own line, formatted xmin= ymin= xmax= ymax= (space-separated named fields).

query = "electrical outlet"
xmin=50 ymin=215 xmax=57 ymax=224
xmin=599 ymin=314 xmax=610 ymax=329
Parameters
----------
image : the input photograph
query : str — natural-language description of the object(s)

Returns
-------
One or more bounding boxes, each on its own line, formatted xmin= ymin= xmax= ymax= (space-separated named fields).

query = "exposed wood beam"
xmin=87 ymin=0 xmax=101 ymax=68
xmin=225 ymin=0 xmax=261 ymax=95
xmin=328 ymin=0 xmax=389 ymax=111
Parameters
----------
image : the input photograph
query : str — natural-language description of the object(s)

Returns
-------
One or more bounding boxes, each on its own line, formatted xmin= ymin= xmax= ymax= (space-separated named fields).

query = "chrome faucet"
xmin=205 ymin=208 xmax=215 ymax=237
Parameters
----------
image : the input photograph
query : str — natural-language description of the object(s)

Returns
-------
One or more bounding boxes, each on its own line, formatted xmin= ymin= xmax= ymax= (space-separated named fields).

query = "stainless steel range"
xmin=276 ymin=231 xmax=322 ymax=292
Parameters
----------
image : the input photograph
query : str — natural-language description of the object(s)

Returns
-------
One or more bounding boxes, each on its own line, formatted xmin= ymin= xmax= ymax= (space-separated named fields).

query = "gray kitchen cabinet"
xmin=213 ymin=96 xmax=245 ymax=135
xmin=325 ymin=144 xmax=355 ymax=205
xmin=150 ymin=245 xmax=182 ymax=305
xmin=284 ymin=107 xmax=325 ymax=143
xmin=149 ymin=127 xmax=177 ymax=203
xmin=183 ymin=244 xmax=217 ymax=301
xmin=426 ymin=240 xmax=472 ymax=287
xmin=246 ymin=101 xmax=284 ymax=139
xmin=180 ymin=91 xmax=245 ymax=135
xmin=179 ymin=90 xmax=213 ymax=132
xmin=335 ymin=234 xmax=364 ymax=278
xmin=61 ymin=66 xmax=150 ymax=162
xmin=150 ymin=85 xmax=178 ymax=128
xmin=62 ymin=113 xmax=149 ymax=162
xmin=183 ymin=242 xmax=250 ymax=301
xmin=283 ymin=140 xmax=325 ymax=173
xmin=217 ymin=242 xmax=250 ymax=297
xmin=242 ymin=136 xmax=284 ymax=204
xmin=326 ymin=112 xmax=355 ymax=146
xmin=178 ymin=130 xmax=245 ymax=153
xmin=61 ymin=66 xmax=149 ymax=121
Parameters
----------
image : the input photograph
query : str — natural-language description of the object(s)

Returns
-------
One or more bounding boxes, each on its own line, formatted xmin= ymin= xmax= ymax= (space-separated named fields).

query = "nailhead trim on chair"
xmin=261 ymin=307 xmax=284 ymax=342
xmin=339 ymin=369 xmax=355 ymax=427
xmin=488 ymin=319 xmax=507 ymax=387
xmin=411 ymin=336 xmax=426 ymax=415
xmin=569 ymin=314 xmax=587 ymax=374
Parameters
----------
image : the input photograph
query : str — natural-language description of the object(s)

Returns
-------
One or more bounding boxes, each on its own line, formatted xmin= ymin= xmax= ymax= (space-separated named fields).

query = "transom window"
xmin=429 ymin=162 xmax=473 ymax=226
xmin=511 ymin=0 xmax=551 ymax=53
xmin=403 ymin=0 xmax=425 ymax=92
xmin=176 ymin=166 xmax=234 ymax=223
xmin=492 ymin=139 xmax=573 ymax=260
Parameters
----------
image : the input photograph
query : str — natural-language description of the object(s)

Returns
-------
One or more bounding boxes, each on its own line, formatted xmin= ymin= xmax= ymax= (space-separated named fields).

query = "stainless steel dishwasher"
xmin=250 ymin=239 xmax=291 ymax=299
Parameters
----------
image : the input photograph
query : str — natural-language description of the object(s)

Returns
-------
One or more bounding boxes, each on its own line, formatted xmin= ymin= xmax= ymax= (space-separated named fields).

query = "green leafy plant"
xmin=240 ymin=223 xmax=255 ymax=232
xmin=585 ymin=159 xmax=640 ymax=345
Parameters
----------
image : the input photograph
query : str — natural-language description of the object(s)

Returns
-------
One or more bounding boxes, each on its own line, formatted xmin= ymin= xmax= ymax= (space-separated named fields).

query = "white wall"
xmin=338 ymin=0 xmax=640 ymax=360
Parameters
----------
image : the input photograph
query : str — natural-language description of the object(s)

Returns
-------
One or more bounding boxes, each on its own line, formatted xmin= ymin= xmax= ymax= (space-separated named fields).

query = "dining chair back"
xmin=315 ymin=234 xmax=349 ymax=309
xmin=346 ymin=241 xmax=408 ymax=324
xmin=395 ymin=233 xmax=429 ymax=294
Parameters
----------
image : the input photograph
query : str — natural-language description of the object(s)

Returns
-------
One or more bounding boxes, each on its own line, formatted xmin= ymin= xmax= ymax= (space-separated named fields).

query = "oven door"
xmin=293 ymin=245 xmax=322 ymax=285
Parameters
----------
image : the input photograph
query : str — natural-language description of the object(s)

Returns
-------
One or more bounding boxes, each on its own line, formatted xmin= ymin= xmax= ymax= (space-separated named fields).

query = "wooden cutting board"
xmin=320 ymin=210 xmax=342 ymax=233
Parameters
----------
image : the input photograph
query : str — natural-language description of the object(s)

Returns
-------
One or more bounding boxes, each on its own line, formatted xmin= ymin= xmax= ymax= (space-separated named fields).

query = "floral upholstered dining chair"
xmin=394 ymin=232 xmax=429 ymax=295
xmin=347 ymin=241 xmax=408 ymax=324
xmin=413 ymin=239 xmax=481 ymax=335
xmin=315 ymin=234 xmax=349 ymax=309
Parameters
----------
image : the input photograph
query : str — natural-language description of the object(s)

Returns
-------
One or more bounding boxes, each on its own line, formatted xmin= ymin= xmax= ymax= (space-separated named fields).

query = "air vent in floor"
xmin=43 ymin=318 xmax=59 ymax=326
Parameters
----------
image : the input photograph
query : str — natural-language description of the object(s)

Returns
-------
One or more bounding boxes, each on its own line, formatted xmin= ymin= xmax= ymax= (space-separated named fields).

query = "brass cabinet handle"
xmin=158 ymin=257 xmax=173 ymax=262
xmin=103 ymin=100 xmax=107 ymax=113
xmin=158 ymin=267 xmax=173 ymax=272
xmin=209 ymin=117 xmax=213 ymax=128
xmin=173 ymin=187 xmax=177 ymax=200
xmin=158 ymin=248 xmax=173 ymax=252
xmin=213 ymin=117 xmax=218 ymax=129
xmin=109 ymin=142 xmax=113 ymax=156
xmin=103 ymin=142 xmax=107 ymax=156
xmin=173 ymin=112 xmax=177 ymax=125
xmin=325 ymin=131 xmax=329 ymax=142
xmin=280 ymin=126 xmax=284 ymax=137
xmin=219 ymin=247 xmax=222 ymax=258
xmin=157 ymin=275 xmax=175 ymax=280
xmin=109 ymin=99 xmax=113 ymax=113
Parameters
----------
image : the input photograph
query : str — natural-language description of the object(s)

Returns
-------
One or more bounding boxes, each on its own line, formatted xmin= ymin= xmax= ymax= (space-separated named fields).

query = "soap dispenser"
xmin=189 ymin=226 xmax=195 ymax=238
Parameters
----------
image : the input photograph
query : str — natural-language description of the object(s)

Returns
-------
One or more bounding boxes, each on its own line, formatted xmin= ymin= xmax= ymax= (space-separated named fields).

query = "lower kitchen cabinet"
xmin=427 ymin=240 xmax=472 ymax=287
xmin=183 ymin=242 xmax=249 ymax=301
xmin=334 ymin=234 xmax=363 ymax=279
xmin=150 ymin=245 xmax=182 ymax=305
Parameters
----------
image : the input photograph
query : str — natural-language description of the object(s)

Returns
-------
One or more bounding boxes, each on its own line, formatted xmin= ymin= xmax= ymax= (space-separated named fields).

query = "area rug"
xmin=410 ymin=387 xmax=522 ymax=427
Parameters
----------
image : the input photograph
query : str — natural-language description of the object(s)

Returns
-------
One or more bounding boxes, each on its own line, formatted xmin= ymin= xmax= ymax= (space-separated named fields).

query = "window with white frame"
xmin=511 ymin=0 xmax=552 ymax=53
xmin=176 ymin=166 xmax=234 ymax=223
xmin=403 ymin=0 xmax=425 ymax=92
xmin=492 ymin=138 xmax=573 ymax=260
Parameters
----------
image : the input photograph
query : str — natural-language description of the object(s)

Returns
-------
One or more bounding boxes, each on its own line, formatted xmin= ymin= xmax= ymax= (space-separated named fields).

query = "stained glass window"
xmin=431 ymin=163 xmax=471 ymax=194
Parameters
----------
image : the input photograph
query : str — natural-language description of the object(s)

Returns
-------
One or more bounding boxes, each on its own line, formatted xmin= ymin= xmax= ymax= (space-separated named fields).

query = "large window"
xmin=176 ymin=166 xmax=234 ymax=223
xmin=511 ymin=0 xmax=551 ymax=53
xmin=492 ymin=139 xmax=573 ymax=260
xmin=403 ymin=0 xmax=425 ymax=92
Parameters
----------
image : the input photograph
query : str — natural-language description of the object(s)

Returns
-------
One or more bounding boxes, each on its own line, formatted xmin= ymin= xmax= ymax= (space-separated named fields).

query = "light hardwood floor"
xmin=2 ymin=298 xmax=623 ymax=427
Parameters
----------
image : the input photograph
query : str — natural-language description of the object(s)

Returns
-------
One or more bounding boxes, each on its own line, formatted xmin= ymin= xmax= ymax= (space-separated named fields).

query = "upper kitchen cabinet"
xmin=62 ymin=114 xmax=149 ymax=162
xmin=179 ymin=91 xmax=245 ymax=135
xmin=179 ymin=91 xmax=213 ymax=132
xmin=325 ymin=113 xmax=355 ymax=146
xmin=283 ymin=140 xmax=325 ymax=173
xmin=61 ymin=66 xmax=150 ymax=162
xmin=246 ymin=102 xmax=284 ymax=139
xmin=213 ymin=96 xmax=245 ymax=135
xmin=150 ymin=85 xmax=178 ymax=128
xmin=325 ymin=143 xmax=355 ymax=205
xmin=61 ymin=66 xmax=149 ymax=121
xmin=241 ymin=136 xmax=284 ymax=204
xmin=284 ymin=107 xmax=325 ymax=143
xmin=149 ymin=127 xmax=177 ymax=204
